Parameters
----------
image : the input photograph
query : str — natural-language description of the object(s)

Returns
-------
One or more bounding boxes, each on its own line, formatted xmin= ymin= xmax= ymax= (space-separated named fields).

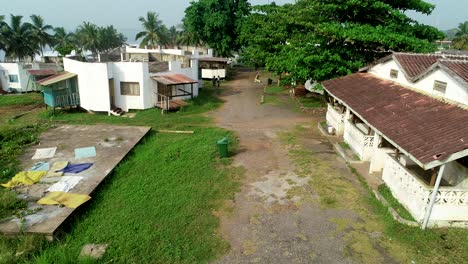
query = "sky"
xmin=0 ymin=0 xmax=467 ymax=42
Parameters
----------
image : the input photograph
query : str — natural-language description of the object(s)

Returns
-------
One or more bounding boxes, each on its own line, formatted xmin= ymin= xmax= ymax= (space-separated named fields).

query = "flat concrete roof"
xmin=0 ymin=125 xmax=151 ymax=239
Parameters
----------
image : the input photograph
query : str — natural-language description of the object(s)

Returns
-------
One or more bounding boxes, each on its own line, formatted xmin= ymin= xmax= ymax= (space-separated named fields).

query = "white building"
xmin=323 ymin=53 xmax=468 ymax=228
xmin=36 ymin=51 xmax=200 ymax=114
xmin=0 ymin=62 xmax=57 ymax=92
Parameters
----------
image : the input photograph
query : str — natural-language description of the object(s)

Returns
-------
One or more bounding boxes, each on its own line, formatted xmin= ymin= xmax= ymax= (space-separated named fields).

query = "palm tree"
xmin=453 ymin=21 xmax=468 ymax=50
xmin=2 ymin=15 xmax=37 ymax=61
xmin=76 ymin=22 xmax=100 ymax=59
xmin=166 ymin=25 xmax=179 ymax=48
xmin=135 ymin=12 xmax=168 ymax=48
xmin=0 ymin=15 xmax=6 ymax=53
xmin=29 ymin=15 xmax=54 ymax=57
xmin=97 ymin=25 xmax=127 ymax=53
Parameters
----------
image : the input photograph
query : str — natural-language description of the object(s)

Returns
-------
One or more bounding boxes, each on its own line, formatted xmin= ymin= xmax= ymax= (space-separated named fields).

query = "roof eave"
xmin=322 ymin=83 xmax=460 ymax=170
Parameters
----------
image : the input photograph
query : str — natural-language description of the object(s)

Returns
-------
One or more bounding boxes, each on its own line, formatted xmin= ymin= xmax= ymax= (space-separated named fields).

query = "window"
xmin=8 ymin=74 xmax=19 ymax=83
xmin=120 ymin=82 xmax=140 ymax=96
xmin=433 ymin=80 xmax=447 ymax=96
xmin=390 ymin=69 xmax=398 ymax=79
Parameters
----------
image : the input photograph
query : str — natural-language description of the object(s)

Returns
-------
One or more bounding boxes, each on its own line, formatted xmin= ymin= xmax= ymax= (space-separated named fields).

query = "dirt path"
xmin=211 ymin=71 xmax=400 ymax=263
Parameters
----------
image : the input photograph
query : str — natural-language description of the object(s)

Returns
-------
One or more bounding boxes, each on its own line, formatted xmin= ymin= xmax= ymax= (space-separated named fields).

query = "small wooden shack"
xmin=36 ymin=71 xmax=80 ymax=111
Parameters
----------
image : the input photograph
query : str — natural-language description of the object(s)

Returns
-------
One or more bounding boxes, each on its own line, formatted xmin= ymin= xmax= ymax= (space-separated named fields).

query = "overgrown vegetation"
xmin=0 ymin=93 xmax=42 ymax=107
xmin=264 ymin=86 xmax=286 ymax=94
xmin=0 ymin=86 xmax=244 ymax=263
xmin=378 ymin=184 xmax=415 ymax=221
xmin=279 ymin=125 xmax=468 ymax=263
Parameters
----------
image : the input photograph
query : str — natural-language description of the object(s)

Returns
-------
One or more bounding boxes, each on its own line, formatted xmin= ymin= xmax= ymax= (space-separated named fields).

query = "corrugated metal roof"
xmin=28 ymin=69 xmax=57 ymax=76
xmin=322 ymin=73 xmax=468 ymax=167
xmin=36 ymin=71 xmax=77 ymax=86
xmin=152 ymin=74 xmax=198 ymax=85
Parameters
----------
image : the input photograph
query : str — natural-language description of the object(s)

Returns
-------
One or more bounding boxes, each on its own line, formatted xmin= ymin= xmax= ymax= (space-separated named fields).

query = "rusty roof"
xmin=392 ymin=53 xmax=468 ymax=82
xmin=322 ymin=73 xmax=468 ymax=167
xmin=439 ymin=60 xmax=468 ymax=83
xmin=36 ymin=71 xmax=77 ymax=86
xmin=152 ymin=74 xmax=198 ymax=85
xmin=28 ymin=69 xmax=57 ymax=76
xmin=393 ymin=53 xmax=441 ymax=78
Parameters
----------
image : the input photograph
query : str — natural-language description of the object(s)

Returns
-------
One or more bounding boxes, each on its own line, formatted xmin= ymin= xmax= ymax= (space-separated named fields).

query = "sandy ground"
xmin=211 ymin=71 xmax=398 ymax=264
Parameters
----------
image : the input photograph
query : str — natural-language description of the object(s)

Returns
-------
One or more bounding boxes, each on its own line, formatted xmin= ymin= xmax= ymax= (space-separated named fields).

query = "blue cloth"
xmin=30 ymin=162 xmax=50 ymax=171
xmin=75 ymin=147 xmax=97 ymax=159
xmin=56 ymin=163 xmax=93 ymax=174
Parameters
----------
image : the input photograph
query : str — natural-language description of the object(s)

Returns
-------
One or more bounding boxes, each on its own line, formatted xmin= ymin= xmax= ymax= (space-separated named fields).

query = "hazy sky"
xmin=1 ymin=0 xmax=466 ymax=42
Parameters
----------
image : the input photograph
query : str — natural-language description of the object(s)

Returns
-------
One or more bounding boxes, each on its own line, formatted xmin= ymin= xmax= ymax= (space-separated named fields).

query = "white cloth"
xmin=32 ymin=147 xmax=57 ymax=160
xmin=46 ymin=176 xmax=83 ymax=193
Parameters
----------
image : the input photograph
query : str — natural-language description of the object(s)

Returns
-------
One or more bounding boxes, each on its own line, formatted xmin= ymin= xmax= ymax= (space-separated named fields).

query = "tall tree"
xmin=240 ymin=0 xmax=443 ymax=82
xmin=76 ymin=22 xmax=100 ymax=58
xmin=29 ymin=15 xmax=54 ymax=57
xmin=183 ymin=0 xmax=251 ymax=57
xmin=1 ymin=15 xmax=37 ymax=61
xmin=135 ymin=12 xmax=167 ymax=48
xmin=166 ymin=25 xmax=179 ymax=48
xmin=53 ymin=27 xmax=74 ymax=56
xmin=453 ymin=21 xmax=468 ymax=50
xmin=98 ymin=25 xmax=127 ymax=52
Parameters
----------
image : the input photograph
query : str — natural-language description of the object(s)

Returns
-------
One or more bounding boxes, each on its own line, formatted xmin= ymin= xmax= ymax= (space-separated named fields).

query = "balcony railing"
xmin=54 ymin=93 xmax=80 ymax=107
xmin=326 ymin=104 xmax=345 ymax=134
xmin=382 ymin=153 xmax=468 ymax=224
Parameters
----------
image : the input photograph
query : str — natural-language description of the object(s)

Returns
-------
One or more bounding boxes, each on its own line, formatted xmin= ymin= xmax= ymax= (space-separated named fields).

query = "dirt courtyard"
xmin=211 ymin=71 xmax=401 ymax=263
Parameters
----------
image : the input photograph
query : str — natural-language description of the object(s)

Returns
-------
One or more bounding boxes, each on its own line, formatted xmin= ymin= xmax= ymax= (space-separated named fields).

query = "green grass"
xmin=0 ymin=87 xmax=244 ymax=263
xmin=297 ymin=97 xmax=324 ymax=108
xmin=378 ymin=185 xmax=415 ymax=221
xmin=264 ymin=86 xmax=286 ymax=94
xmin=263 ymin=95 xmax=282 ymax=105
xmin=338 ymin=141 xmax=350 ymax=150
xmin=0 ymin=93 xmax=43 ymax=107
xmin=348 ymin=166 xmax=468 ymax=264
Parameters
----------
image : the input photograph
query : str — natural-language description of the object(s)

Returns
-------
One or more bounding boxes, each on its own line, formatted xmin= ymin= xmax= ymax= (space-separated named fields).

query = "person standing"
xmin=212 ymin=76 xmax=216 ymax=88
xmin=217 ymin=75 xmax=221 ymax=88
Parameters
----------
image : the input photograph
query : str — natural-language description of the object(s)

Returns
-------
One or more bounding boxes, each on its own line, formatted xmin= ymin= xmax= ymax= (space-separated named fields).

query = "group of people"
xmin=212 ymin=75 xmax=221 ymax=88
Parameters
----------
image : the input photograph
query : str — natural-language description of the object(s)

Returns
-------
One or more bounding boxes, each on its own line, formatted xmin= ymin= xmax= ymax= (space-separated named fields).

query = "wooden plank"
xmin=157 ymin=130 xmax=194 ymax=134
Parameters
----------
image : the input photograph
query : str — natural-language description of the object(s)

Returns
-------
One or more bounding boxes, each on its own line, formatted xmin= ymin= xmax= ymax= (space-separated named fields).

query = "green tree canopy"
xmin=29 ymin=15 xmax=54 ymax=57
xmin=183 ymin=0 xmax=251 ymax=57
xmin=136 ymin=12 xmax=168 ymax=48
xmin=453 ymin=21 xmax=468 ymax=50
xmin=0 ymin=14 xmax=37 ymax=61
xmin=240 ymin=0 xmax=444 ymax=82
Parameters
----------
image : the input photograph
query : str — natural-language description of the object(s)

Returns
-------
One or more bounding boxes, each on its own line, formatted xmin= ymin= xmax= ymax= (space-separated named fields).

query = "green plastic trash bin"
xmin=217 ymin=137 xmax=229 ymax=158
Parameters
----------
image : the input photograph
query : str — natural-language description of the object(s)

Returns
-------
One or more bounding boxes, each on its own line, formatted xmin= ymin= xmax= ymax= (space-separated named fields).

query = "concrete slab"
xmin=0 ymin=125 xmax=151 ymax=239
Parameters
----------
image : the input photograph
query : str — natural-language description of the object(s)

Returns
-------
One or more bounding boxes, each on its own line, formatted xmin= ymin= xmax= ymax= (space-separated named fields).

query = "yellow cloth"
xmin=37 ymin=191 xmax=91 ymax=208
xmin=1 ymin=171 xmax=47 ymax=188
xmin=46 ymin=161 xmax=68 ymax=177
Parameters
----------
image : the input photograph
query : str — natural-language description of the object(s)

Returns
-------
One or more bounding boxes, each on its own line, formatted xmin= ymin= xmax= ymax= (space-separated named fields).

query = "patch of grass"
xmin=297 ymin=97 xmax=324 ymax=108
xmin=264 ymin=86 xmax=286 ymax=94
xmin=348 ymin=165 xmax=468 ymax=264
xmin=339 ymin=141 xmax=350 ymax=150
xmin=1 ymin=86 xmax=244 ymax=263
xmin=378 ymin=185 xmax=415 ymax=221
xmin=0 ymin=93 xmax=42 ymax=107
xmin=263 ymin=95 xmax=282 ymax=105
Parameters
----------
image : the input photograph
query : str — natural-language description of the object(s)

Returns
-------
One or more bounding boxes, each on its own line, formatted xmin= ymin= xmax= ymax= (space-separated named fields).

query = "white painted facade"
xmin=0 ymin=63 xmax=31 ymax=92
xmin=369 ymin=59 xmax=468 ymax=106
xmin=324 ymin=54 xmax=468 ymax=228
xmin=63 ymin=56 xmax=200 ymax=113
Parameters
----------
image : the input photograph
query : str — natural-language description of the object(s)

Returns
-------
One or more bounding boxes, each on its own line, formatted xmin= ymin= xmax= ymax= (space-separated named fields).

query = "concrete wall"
xmin=369 ymin=59 xmax=468 ymax=106
xmin=0 ymin=63 xmax=30 ymax=92
xmin=64 ymin=58 xmax=111 ymax=112
xmin=110 ymin=62 xmax=153 ymax=111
